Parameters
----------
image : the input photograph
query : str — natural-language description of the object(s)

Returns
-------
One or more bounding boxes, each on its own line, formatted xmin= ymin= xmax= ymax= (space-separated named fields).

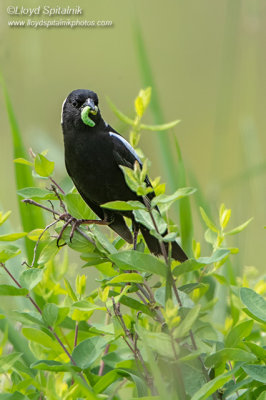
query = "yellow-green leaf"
xmin=14 ymin=158 xmax=33 ymax=167
xmin=34 ymin=153 xmax=54 ymax=177
xmin=0 ymin=232 xmax=27 ymax=241
xmin=27 ymin=229 xmax=50 ymax=242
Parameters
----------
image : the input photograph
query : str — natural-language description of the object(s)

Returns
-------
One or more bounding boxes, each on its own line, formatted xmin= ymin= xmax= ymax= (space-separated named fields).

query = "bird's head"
xmin=61 ymin=89 xmax=101 ymax=130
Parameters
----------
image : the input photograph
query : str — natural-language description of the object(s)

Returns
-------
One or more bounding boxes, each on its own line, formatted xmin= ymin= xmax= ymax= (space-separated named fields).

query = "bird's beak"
xmin=82 ymin=98 xmax=98 ymax=115
xmin=81 ymin=98 xmax=98 ymax=127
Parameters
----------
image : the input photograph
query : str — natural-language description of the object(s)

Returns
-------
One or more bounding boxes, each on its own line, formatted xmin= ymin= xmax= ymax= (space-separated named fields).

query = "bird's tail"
xmin=139 ymin=224 xmax=188 ymax=262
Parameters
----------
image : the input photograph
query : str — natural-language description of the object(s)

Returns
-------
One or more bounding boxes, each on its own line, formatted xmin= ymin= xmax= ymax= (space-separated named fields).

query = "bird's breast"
xmin=64 ymin=131 xmax=134 ymax=205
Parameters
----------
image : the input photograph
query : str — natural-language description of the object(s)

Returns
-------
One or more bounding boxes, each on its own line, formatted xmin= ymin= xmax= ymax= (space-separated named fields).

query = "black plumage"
xmin=61 ymin=89 xmax=187 ymax=262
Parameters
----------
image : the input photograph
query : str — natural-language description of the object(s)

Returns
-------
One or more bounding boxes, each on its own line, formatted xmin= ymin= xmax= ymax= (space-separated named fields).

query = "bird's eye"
xmin=72 ymin=100 xmax=78 ymax=108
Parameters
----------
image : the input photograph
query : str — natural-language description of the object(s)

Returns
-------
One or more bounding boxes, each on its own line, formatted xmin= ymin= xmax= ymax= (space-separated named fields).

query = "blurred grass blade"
xmin=133 ymin=21 xmax=178 ymax=192
xmin=1 ymin=76 xmax=45 ymax=260
xmin=175 ymin=137 xmax=193 ymax=256
xmin=0 ymin=314 xmax=36 ymax=368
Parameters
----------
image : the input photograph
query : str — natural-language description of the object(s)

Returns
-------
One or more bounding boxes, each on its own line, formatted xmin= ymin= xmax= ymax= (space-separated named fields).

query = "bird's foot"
xmin=56 ymin=213 xmax=111 ymax=247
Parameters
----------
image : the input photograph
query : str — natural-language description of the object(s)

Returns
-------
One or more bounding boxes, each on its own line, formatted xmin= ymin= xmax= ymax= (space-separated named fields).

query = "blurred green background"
xmin=1 ymin=0 xmax=265 ymax=272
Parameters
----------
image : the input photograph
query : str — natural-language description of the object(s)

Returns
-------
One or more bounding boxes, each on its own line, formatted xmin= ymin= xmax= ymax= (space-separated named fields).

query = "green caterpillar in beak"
xmin=81 ymin=105 xmax=98 ymax=127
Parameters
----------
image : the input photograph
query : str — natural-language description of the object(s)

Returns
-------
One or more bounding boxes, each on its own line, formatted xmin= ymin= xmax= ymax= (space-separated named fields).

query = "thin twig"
xmin=135 ymin=283 xmax=151 ymax=302
xmin=50 ymin=184 xmax=67 ymax=212
xmin=136 ymin=291 xmax=148 ymax=305
xmin=22 ymin=199 xmax=60 ymax=216
xmin=49 ymin=178 xmax=65 ymax=195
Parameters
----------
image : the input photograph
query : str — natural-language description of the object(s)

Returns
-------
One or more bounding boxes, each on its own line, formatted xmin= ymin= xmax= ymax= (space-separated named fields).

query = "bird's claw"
xmin=56 ymin=213 xmax=110 ymax=247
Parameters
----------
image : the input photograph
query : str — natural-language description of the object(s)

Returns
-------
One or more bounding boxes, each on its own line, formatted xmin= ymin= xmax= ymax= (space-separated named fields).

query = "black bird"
xmin=61 ymin=89 xmax=187 ymax=262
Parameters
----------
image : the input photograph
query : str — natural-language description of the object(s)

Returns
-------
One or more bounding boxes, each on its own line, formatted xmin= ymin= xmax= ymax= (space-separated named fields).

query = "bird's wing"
xmin=108 ymin=127 xmax=142 ymax=168
xmin=108 ymin=128 xmax=154 ymax=201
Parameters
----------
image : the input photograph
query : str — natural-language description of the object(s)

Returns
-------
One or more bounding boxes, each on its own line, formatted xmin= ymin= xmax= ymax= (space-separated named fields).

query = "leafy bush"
xmin=0 ymin=87 xmax=265 ymax=400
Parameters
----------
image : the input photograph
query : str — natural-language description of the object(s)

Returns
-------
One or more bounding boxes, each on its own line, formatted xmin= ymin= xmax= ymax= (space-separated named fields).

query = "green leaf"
xmin=0 ymin=352 xmax=22 ymax=373
xmin=135 ymin=96 xmax=144 ymax=118
xmin=9 ymin=311 xmax=44 ymax=327
xmin=13 ymin=157 xmax=33 ymax=166
xmin=109 ymin=251 xmax=167 ymax=278
xmin=22 ymin=327 xmax=60 ymax=352
xmin=0 ymin=211 xmax=12 ymax=226
xmin=179 ymin=283 xmax=207 ymax=294
xmin=220 ymin=207 xmax=231 ymax=230
xmin=64 ymin=193 xmax=95 ymax=219
xmin=17 ymin=187 xmax=56 ymax=200
xmin=64 ymin=278 xmax=78 ymax=301
xmin=93 ymin=370 xmax=122 ymax=394
xmin=174 ymin=304 xmax=201 ymax=338
xmin=140 ymin=120 xmax=180 ymax=131
xmin=27 ymin=228 xmax=50 ymax=242
xmin=72 ymin=336 xmax=108 ymax=369
xmin=225 ymin=217 xmax=253 ymax=235
xmin=0 ymin=392 xmax=28 ymax=400
xmin=0 ymin=244 xmax=21 ymax=262
xmin=172 ymin=249 xmax=230 ymax=277
xmin=245 ymin=341 xmax=266 ymax=360
xmin=109 ymin=273 xmax=143 ymax=284
xmin=257 ymin=392 xmax=266 ymax=400
xmin=135 ymin=87 xmax=151 ymax=117
xmin=137 ymin=326 xmax=177 ymax=359
xmin=81 ymin=253 xmax=108 ymax=267
xmin=120 ymin=166 xmax=139 ymax=193
xmin=191 ymin=366 xmax=241 ymax=400
xmin=205 ymin=348 xmax=256 ymax=368
xmin=242 ymin=364 xmax=266 ymax=384
xmin=59 ymin=226 xmax=94 ymax=253
xmin=42 ymin=303 xmax=59 ymax=327
xmin=71 ymin=300 xmax=105 ymax=313
xmin=151 ymin=187 xmax=196 ymax=209
xmin=133 ymin=209 xmax=167 ymax=234
xmin=92 ymin=226 xmax=117 ymax=254
xmin=0 ymin=285 xmax=28 ymax=296
xmin=110 ymin=290 xmax=155 ymax=317
xmin=38 ymin=239 xmax=59 ymax=265
xmin=20 ymin=268 xmax=43 ymax=290
xmin=200 ymin=207 xmax=218 ymax=232
xmin=118 ymin=368 xmax=149 ymax=397
xmin=102 ymin=200 xmax=145 ymax=211
xmin=240 ymin=287 xmax=266 ymax=322
xmin=56 ymin=307 xmax=69 ymax=326
xmin=31 ymin=359 xmax=81 ymax=372
xmin=0 ymin=232 xmax=27 ymax=241
xmin=225 ymin=320 xmax=253 ymax=347
xmin=34 ymin=153 xmax=54 ymax=177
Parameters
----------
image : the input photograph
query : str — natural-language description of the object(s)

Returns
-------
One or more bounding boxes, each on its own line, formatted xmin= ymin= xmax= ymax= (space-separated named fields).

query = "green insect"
xmin=81 ymin=106 xmax=98 ymax=127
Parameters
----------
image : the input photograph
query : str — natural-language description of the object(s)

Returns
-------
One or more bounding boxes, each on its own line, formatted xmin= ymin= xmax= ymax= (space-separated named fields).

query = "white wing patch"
xmin=61 ymin=97 xmax=67 ymax=124
xmin=109 ymin=132 xmax=142 ymax=164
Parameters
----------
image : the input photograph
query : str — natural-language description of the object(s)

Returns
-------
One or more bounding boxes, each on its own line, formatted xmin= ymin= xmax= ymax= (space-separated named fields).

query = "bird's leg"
xmin=57 ymin=211 xmax=114 ymax=245
xmin=57 ymin=215 xmax=75 ymax=247
xmin=69 ymin=217 xmax=111 ymax=242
